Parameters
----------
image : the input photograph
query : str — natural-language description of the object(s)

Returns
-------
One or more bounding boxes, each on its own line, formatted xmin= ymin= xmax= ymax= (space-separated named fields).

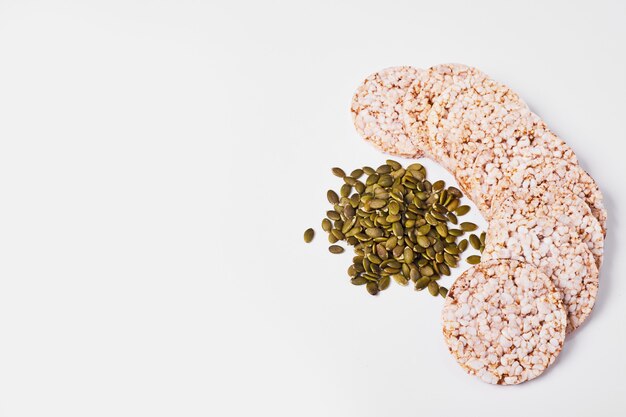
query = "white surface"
xmin=0 ymin=1 xmax=625 ymax=416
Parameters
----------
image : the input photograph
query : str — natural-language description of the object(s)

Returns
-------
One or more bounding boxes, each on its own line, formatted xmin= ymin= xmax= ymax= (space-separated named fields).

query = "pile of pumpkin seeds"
xmin=304 ymin=160 xmax=483 ymax=297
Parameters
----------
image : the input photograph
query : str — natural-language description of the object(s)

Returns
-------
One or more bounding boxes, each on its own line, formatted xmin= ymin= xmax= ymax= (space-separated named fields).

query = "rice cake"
xmin=442 ymin=259 xmax=566 ymax=385
xmin=351 ymin=66 xmax=424 ymax=157
xmin=492 ymin=157 xmax=607 ymax=236
xmin=484 ymin=191 xmax=600 ymax=333
xmin=426 ymin=75 xmax=530 ymax=175
xmin=402 ymin=63 xmax=485 ymax=158
xmin=459 ymin=113 xmax=578 ymax=215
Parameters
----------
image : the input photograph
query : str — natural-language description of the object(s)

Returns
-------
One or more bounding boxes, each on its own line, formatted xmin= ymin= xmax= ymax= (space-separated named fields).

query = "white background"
xmin=0 ymin=1 xmax=625 ymax=416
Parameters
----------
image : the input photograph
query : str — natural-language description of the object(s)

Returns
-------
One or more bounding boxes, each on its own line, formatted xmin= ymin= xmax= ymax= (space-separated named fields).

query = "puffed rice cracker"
xmin=351 ymin=66 xmax=424 ymax=157
xmin=484 ymin=190 xmax=600 ymax=333
xmin=459 ymin=112 xmax=578 ymax=214
xmin=492 ymin=156 xmax=607 ymax=236
xmin=426 ymin=75 xmax=530 ymax=175
xmin=442 ymin=259 xmax=566 ymax=385
xmin=402 ymin=63 xmax=485 ymax=158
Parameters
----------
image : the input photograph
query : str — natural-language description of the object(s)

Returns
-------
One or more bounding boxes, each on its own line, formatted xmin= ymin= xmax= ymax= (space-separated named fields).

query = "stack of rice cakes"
xmin=351 ymin=63 xmax=606 ymax=385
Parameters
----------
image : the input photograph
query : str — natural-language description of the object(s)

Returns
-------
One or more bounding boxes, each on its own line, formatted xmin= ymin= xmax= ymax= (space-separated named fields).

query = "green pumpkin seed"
xmin=458 ymin=239 xmax=468 ymax=252
xmin=448 ymin=228 xmax=463 ymax=237
xmin=351 ymin=276 xmax=368 ymax=285
xmin=366 ymin=281 xmax=379 ymax=295
xmin=467 ymin=255 xmax=481 ymax=264
xmin=428 ymin=281 xmax=439 ymax=296
xmin=304 ymin=228 xmax=315 ymax=243
xmin=350 ymin=168 xmax=364 ymax=179
xmin=447 ymin=187 xmax=462 ymax=198
xmin=404 ymin=247 xmax=415 ymax=263
xmin=455 ymin=205 xmax=470 ymax=216
xmin=480 ymin=232 xmax=486 ymax=245
xmin=444 ymin=252 xmax=457 ymax=267
xmin=417 ymin=236 xmax=430 ymax=248
xmin=340 ymin=184 xmax=351 ymax=198
xmin=392 ymin=222 xmax=404 ymax=237
xmin=328 ymin=245 xmax=344 ymax=254
xmin=321 ymin=218 xmax=332 ymax=232
xmin=469 ymin=234 xmax=481 ymax=250
xmin=378 ymin=276 xmax=391 ymax=291
xmin=436 ymin=223 xmax=448 ymax=238
xmin=327 ymin=190 xmax=339 ymax=204
xmin=444 ymin=244 xmax=460 ymax=255
xmin=460 ymin=222 xmax=478 ymax=232
xmin=376 ymin=164 xmax=392 ymax=174
xmin=392 ymin=274 xmax=408 ymax=286
xmin=332 ymin=167 xmax=345 ymax=178
xmin=445 ymin=198 xmax=460 ymax=212
xmin=331 ymin=229 xmax=345 ymax=240
xmin=327 ymin=210 xmax=340 ymax=221
xmin=415 ymin=276 xmax=430 ymax=290
xmin=439 ymin=287 xmax=448 ymax=298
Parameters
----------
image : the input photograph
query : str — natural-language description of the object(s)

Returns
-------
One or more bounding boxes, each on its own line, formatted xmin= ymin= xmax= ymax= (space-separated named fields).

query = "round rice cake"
xmin=351 ymin=66 xmax=424 ymax=157
xmin=492 ymin=156 xmax=607 ymax=236
xmin=442 ymin=259 xmax=566 ymax=385
xmin=484 ymin=190 xmax=600 ymax=333
xmin=426 ymin=75 xmax=530 ymax=174
xmin=458 ymin=113 xmax=578 ymax=215
xmin=402 ymin=63 xmax=485 ymax=158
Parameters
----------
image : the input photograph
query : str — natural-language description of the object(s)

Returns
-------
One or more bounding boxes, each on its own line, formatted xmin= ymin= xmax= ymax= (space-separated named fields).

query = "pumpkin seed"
xmin=458 ymin=239 xmax=468 ymax=252
xmin=327 ymin=210 xmax=340 ymax=221
xmin=331 ymin=167 xmax=345 ymax=178
xmin=415 ymin=276 xmax=430 ymax=290
xmin=327 ymin=190 xmax=339 ymax=204
xmin=455 ymin=205 xmax=470 ymax=216
xmin=304 ymin=228 xmax=314 ymax=243
xmin=350 ymin=168 xmax=364 ymax=179
xmin=351 ymin=276 xmax=368 ymax=285
xmin=469 ymin=234 xmax=481 ymax=250
xmin=328 ymin=245 xmax=344 ymax=254
xmin=460 ymin=222 xmax=478 ymax=232
xmin=467 ymin=255 xmax=481 ymax=264
xmin=428 ymin=281 xmax=439 ymax=296
xmin=392 ymin=274 xmax=409 ymax=286
xmin=366 ymin=281 xmax=379 ymax=295
xmin=439 ymin=287 xmax=448 ymax=298
xmin=386 ymin=159 xmax=401 ymax=170
xmin=321 ymin=218 xmax=332 ymax=232
xmin=378 ymin=276 xmax=391 ymax=291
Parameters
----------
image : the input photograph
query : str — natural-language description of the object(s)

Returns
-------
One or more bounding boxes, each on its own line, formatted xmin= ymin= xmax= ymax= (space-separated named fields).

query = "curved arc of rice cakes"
xmin=402 ymin=63 xmax=486 ymax=158
xmin=442 ymin=259 xmax=566 ymax=385
xmin=351 ymin=66 xmax=425 ymax=157
xmin=426 ymin=75 xmax=531 ymax=175
xmin=483 ymin=190 xmax=600 ymax=333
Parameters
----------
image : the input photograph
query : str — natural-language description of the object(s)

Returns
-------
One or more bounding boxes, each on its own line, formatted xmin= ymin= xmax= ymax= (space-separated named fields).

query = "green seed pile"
xmin=305 ymin=160 xmax=484 ymax=297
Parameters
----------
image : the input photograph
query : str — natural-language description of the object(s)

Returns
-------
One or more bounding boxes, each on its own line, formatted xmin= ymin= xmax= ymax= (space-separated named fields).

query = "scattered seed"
xmin=304 ymin=228 xmax=315 ymax=243
xmin=455 ymin=205 xmax=470 ymax=216
xmin=469 ymin=234 xmax=481 ymax=250
xmin=467 ymin=255 xmax=481 ymax=264
xmin=439 ymin=287 xmax=448 ymax=298
xmin=329 ymin=245 xmax=344 ymax=254
xmin=428 ymin=281 xmax=440 ymax=296
xmin=327 ymin=190 xmax=339 ymax=204
xmin=332 ymin=167 xmax=345 ymax=178
xmin=460 ymin=222 xmax=478 ymax=232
